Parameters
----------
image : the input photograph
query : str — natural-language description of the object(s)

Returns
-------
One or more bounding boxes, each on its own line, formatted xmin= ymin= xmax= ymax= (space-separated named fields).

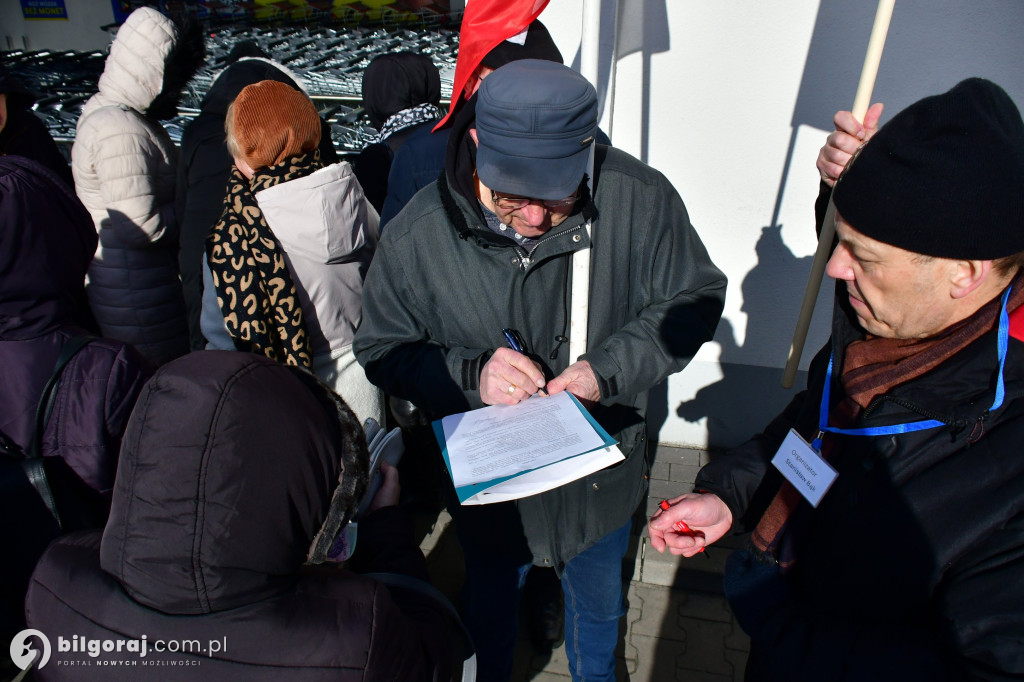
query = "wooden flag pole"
xmin=781 ymin=0 xmax=896 ymax=389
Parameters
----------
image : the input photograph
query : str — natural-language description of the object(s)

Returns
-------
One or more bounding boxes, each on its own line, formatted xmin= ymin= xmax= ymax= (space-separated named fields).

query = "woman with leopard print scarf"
xmin=201 ymin=80 xmax=383 ymax=425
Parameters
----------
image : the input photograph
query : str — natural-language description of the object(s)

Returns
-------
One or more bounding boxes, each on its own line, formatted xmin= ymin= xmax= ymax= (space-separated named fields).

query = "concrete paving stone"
xmin=628 ymin=537 xmax=644 ymax=581
xmin=639 ymin=550 xmax=686 ymax=587
xmin=724 ymin=647 xmax=750 ymax=681
xmin=669 ymin=463 xmax=701 ymax=486
xmin=687 ymin=544 xmax=732 ymax=576
xmin=675 ymin=619 xmax=742 ymax=677
xmin=620 ymin=638 xmax=641 ymax=675
xmin=699 ymin=449 xmax=720 ymax=467
xmin=618 ymin=622 xmax=651 ymax=667
xmin=649 ymin=460 xmax=671 ymax=481
xmin=641 ymin=497 xmax=661 ymax=525
xmin=626 ymin=581 xmax=689 ymax=642
xmin=628 ymin=632 xmax=739 ymax=682
xmin=641 ymin=546 xmax=731 ymax=592
xmin=626 ymin=633 xmax=687 ymax=682
xmin=651 ymin=446 xmax=703 ymax=468
xmin=647 ymin=478 xmax=687 ymax=505
xmin=724 ymin=620 xmax=751 ymax=654
xmin=678 ymin=592 xmax=735 ymax=624
xmin=624 ymin=603 xmax=642 ymax=640
xmin=528 ymin=647 xmax=570 ymax=676
xmin=621 ymin=621 xmax=655 ymax=676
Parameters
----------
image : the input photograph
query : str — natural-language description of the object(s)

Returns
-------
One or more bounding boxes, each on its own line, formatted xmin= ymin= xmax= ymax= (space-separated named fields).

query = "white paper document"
xmin=433 ymin=392 xmax=624 ymax=505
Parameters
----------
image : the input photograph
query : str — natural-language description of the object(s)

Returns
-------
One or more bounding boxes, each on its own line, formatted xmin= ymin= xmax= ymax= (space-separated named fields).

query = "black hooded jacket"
xmin=354 ymin=52 xmax=441 ymax=214
xmin=26 ymin=351 xmax=453 ymax=680
xmin=0 ymin=64 xmax=73 ymax=187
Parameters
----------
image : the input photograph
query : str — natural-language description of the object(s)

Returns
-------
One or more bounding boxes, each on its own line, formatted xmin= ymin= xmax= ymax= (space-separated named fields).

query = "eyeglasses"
xmin=491 ymin=189 xmax=578 ymax=212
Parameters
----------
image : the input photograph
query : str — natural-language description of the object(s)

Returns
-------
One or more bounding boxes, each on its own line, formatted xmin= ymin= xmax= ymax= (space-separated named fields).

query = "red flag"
xmin=434 ymin=0 xmax=550 ymax=130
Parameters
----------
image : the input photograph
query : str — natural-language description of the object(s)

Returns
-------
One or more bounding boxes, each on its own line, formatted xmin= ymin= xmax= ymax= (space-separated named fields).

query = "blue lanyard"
xmin=812 ymin=285 xmax=1012 ymax=451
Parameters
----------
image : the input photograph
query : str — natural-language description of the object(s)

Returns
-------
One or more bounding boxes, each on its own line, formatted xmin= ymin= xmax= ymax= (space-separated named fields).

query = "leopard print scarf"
xmin=206 ymin=151 xmax=321 ymax=368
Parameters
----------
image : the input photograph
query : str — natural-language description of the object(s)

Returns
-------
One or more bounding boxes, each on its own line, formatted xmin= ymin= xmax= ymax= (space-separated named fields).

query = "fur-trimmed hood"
xmin=99 ymin=352 xmax=367 ymax=614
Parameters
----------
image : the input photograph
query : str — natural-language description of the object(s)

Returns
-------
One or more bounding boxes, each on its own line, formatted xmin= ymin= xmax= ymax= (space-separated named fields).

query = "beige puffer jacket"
xmin=72 ymin=7 xmax=188 ymax=367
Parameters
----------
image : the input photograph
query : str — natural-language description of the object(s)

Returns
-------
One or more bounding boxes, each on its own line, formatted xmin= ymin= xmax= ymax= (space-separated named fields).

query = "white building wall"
xmin=6 ymin=0 xmax=1024 ymax=449
xmin=541 ymin=0 xmax=1024 ymax=448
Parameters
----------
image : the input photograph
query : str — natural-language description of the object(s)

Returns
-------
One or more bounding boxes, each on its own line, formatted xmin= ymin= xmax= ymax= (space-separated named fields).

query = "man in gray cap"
xmin=355 ymin=59 xmax=726 ymax=682
xmin=650 ymin=78 xmax=1024 ymax=680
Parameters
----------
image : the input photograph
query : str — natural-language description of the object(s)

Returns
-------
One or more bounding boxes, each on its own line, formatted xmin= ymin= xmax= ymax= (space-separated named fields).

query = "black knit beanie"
xmin=481 ymin=20 xmax=563 ymax=70
xmin=833 ymin=78 xmax=1024 ymax=260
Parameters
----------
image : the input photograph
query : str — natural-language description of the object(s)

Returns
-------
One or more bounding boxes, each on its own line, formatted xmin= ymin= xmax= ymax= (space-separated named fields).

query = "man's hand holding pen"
xmin=481 ymin=327 xmax=603 ymax=407
xmin=649 ymin=493 xmax=733 ymax=558
xmin=480 ymin=347 xmax=549 ymax=405
xmin=480 ymin=349 xmax=602 ymax=407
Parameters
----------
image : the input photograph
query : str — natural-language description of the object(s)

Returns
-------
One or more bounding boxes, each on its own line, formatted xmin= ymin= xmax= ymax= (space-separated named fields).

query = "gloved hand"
xmin=723 ymin=548 xmax=793 ymax=638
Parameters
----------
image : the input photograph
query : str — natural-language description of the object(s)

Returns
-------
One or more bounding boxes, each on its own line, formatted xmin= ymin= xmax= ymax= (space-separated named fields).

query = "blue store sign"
xmin=21 ymin=0 xmax=68 ymax=20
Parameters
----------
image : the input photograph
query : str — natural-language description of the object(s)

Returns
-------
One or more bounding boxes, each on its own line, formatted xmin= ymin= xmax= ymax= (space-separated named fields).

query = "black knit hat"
xmin=0 ymin=62 xmax=37 ymax=111
xmin=833 ymin=78 xmax=1024 ymax=260
xmin=362 ymin=52 xmax=441 ymax=131
xmin=481 ymin=20 xmax=563 ymax=70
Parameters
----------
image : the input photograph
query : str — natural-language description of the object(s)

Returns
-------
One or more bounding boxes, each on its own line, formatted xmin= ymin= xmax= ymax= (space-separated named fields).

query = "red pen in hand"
xmin=659 ymin=499 xmax=710 ymax=558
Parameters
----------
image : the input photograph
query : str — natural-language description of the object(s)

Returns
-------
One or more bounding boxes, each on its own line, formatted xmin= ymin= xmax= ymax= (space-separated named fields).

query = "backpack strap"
xmin=21 ymin=334 xmax=96 ymax=528
xmin=28 ymin=335 xmax=96 ymax=459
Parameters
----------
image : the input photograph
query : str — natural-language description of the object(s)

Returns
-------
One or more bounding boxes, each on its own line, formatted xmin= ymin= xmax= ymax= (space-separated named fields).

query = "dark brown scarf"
xmin=752 ymin=280 xmax=1024 ymax=563
xmin=206 ymin=151 xmax=322 ymax=369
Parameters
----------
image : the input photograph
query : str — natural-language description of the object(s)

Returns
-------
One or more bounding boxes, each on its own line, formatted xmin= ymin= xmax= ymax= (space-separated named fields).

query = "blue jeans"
xmin=460 ymin=520 xmax=631 ymax=682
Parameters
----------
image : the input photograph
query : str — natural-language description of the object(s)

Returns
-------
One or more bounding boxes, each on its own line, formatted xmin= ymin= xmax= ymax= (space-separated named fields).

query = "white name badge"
xmin=770 ymin=429 xmax=838 ymax=508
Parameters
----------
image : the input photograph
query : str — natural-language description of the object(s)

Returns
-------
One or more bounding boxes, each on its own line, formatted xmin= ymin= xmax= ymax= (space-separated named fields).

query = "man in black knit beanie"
xmin=651 ymin=78 xmax=1024 ymax=680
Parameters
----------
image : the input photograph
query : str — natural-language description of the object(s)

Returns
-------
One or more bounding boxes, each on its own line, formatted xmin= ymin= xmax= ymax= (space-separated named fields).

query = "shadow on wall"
xmin=574 ymin=1 xmax=1024 ymax=451
xmin=676 ymin=226 xmax=820 ymax=450
xmin=794 ymin=0 xmax=1024 ymax=132
xmin=569 ymin=0 xmax=670 ymax=163
xmin=704 ymin=1 xmax=1024 ymax=449
xmin=773 ymin=0 xmax=1024 ymax=231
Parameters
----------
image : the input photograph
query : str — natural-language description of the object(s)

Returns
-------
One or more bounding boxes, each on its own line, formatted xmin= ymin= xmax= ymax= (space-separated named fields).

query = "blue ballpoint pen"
xmin=501 ymin=328 xmax=547 ymax=395
xmin=501 ymin=328 xmax=526 ymax=353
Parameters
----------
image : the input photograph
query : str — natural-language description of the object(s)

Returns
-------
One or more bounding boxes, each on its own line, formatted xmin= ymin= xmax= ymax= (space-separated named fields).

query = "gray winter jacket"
xmin=354 ymin=143 xmax=726 ymax=567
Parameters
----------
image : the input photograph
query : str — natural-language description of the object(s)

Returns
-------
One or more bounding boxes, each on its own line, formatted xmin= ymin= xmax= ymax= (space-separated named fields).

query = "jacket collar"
xmin=831 ymin=285 xmax=1024 ymax=429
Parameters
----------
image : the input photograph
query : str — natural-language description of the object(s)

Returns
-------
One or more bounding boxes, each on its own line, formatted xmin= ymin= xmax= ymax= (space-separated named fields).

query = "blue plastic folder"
xmin=433 ymin=392 xmax=623 ymax=505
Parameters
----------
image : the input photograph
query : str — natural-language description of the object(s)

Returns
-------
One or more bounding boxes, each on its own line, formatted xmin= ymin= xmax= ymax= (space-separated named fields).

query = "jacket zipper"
xmin=516 ymin=246 xmax=530 ymax=271
xmin=863 ymin=386 xmax=1024 ymax=427
xmin=516 ymin=222 xmax=588 ymax=271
